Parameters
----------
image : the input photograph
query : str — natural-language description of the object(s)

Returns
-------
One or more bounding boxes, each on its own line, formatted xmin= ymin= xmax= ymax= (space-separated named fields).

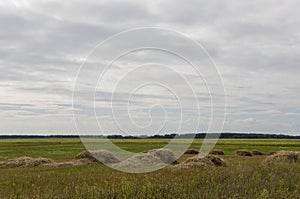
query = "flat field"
xmin=0 ymin=138 xmax=300 ymax=198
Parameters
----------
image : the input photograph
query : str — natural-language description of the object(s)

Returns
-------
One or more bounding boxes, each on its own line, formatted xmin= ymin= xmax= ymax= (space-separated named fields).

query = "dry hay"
xmin=52 ymin=159 xmax=98 ymax=167
xmin=173 ymin=160 xmax=214 ymax=169
xmin=0 ymin=149 xmax=175 ymax=169
xmin=206 ymin=155 xmax=227 ymax=167
xmin=0 ymin=157 xmax=54 ymax=169
xmin=75 ymin=150 xmax=120 ymax=164
xmin=251 ymin=150 xmax=264 ymax=156
xmin=184 ymin=149 xmax=199 ymax=155
xmin=267 ymin=151 xmax=277 ymax=156
xmin=235 ymin=150 xmax=252 ymax=157
xmin=114 ymin=153 xmax=163 ymax=169
xmin=148 ymin=148 xmax=177 ymax=164
xmin=115 ymin=149 xmax=178 ymax=170
xmin=262 ymin=151 xmax=299 ymax=165
xmin=209 ymin=150 xmax=224 ymax=155
xmin=173 ymin=154 xmax=226 ymax=169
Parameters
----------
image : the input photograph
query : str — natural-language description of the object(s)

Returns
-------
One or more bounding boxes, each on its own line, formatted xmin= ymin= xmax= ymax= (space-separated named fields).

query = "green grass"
xmin=1 ymin=138 xmax=300 ymax=198
xmin=0 ymin=139 xmax=84 ymax=161
xmin=1 ymin=138 xmax=300 ymax=161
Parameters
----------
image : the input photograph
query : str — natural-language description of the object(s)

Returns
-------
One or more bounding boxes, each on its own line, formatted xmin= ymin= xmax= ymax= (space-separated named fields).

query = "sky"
xmin=0 ymin=0 xmax=300 ymax=135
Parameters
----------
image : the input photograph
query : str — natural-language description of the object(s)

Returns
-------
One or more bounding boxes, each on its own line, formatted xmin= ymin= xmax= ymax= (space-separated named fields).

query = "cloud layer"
xmin=0 ymin=0 xmax=299 ymax=135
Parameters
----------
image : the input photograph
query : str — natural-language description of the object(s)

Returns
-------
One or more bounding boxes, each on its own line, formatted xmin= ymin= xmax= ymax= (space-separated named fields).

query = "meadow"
xmin=0 ymin=138 xmax=300 ymax=198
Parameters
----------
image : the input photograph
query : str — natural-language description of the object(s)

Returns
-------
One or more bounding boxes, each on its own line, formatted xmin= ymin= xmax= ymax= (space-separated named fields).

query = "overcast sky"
xmin=0 ymin=0 xmax=300 ymax=135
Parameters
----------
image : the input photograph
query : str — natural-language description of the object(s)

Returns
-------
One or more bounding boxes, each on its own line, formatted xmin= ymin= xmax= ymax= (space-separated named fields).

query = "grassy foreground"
xmin=0 ymin=138 xmax=300 ymax=198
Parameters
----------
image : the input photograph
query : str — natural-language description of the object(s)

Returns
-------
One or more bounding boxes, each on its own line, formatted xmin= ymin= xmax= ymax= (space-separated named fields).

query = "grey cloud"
xmin=0 ymin=0 xmax=299 ymax=134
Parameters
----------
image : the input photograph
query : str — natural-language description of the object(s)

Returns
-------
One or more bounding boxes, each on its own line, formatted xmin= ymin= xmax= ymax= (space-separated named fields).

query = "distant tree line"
xmin=0 ymin=133 xmax=299 ymax=139
xmin=148 ymin=133 xmax=300 ymax=139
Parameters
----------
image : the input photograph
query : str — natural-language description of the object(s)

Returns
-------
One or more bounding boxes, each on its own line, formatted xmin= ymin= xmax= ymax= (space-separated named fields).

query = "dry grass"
xmin=0 ymin=157 xmax=54 ymax=168
xmin=75 ymin=150 xmax=120 ymax=164
xmin=0 ymin=149 xmax=177 ymax=170
xmin=53 ymin=159 xmax=98 ymax=167
xmin=148 ymin=148 xmax=177 ymax=164
xmin=262 ymin=151 xmax=299 ymax=165
xmin=267 ymin=151 xmax=277 ymax=156
xmin=184 ymin=149 xmax=199 ymax=154
xmin=206 ymin=155 xmax=227 ymax=166
xmin=236 ymin=149 xmax=252 ymax=156
xmin=251 ymin=150 xmax=264 ymax=155
xmin=0 ymin=156 xmax=100 ymax=169
xmin=0 ymin=150 xmax=122 ymax=169
xmin=114 ymin=153 xmax=163 ymax=169
xmin=115 ymin=148 xmax=178 ymax=170
xmin=209 ymin=149 xmax=224 ymax=155
xmin=173 ymin=154 xmax=226 ymax=169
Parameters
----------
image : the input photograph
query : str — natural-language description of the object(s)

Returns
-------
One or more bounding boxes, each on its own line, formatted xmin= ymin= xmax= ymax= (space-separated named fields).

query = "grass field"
xmin=0 ymin=138 xmax=300 ymax=198
xmin=1 ymin=138 xmax=300 ymax=161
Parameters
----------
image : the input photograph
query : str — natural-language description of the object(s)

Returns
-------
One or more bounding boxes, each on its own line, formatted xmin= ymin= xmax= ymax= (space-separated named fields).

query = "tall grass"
xmin=0 ymin=156 xmax=300 ymax=198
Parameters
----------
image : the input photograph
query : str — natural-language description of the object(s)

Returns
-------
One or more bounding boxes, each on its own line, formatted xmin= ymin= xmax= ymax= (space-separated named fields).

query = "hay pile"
xmin=236 ymin=150 xmax=252 ymax=156
xmin=267 ymin=151 xmax=277 ymax=156
xmin=184 ymin=149 xmax=199 ymax=154
xmin=206 ymin=155 xmax=227 ymax=167
xmin=251 ymin=150 xmax=264 ymax=155
xmin=75 ymin=150 xmax=120 ymax=164
xmin=0 ymin=149 xmax=176 ymax=170
xmin=0 ymin=157 xmax=54 ymax=169
xmin=209 ymin=150 xmax=224 ymax=155
xmin=115 ymin=149 xmax=178 ymax=170
xmin=173 ymin=154 xmax=226 ymax=169
xmin=53 ymin=159 xmax=99 ymax=167
xmin=0 ymin=157 xmax=83 ymax=169
xmin=262 ymin=151 xmax=298 ymax=165
xmin=148 ymin=149 xmax=177 ymax=164
xmin=114 ymin=153 xmax=163 ymax=169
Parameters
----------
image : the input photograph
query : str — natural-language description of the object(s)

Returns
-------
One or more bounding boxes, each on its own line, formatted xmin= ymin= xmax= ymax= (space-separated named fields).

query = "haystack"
xmin=267 ymin=151 xmax=277 ymax=156
xmin=251 ymin=150 xmax=264 ymax=155
xmin=174 ymin=154 xmax=226 ymax=169
xmin=148 ymin=149 xmax=177 ymax=164
xmin=206 ymin=155 xmax=227 ymax=166
xmin=115 ymin=153 xmax=163 ymax=169
xmin=75 ymin=150 xmax=120 ymax=164
xmin=0 ymin=157 xmax=54 ymax=169
xmin=174 ymin=160 xmax=214 ymax=169
xmin=114 ymin=149 xmax=177 ymax=170
xmin=209 ymin=150 xmax=224 ymax=155
xmin=236 ymin=150 xmax=252 ymax=156
xmin=184 ymin=149 xmax=199 ymax=154
xmin=262 ymin=151 xmax=298 ymax=165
